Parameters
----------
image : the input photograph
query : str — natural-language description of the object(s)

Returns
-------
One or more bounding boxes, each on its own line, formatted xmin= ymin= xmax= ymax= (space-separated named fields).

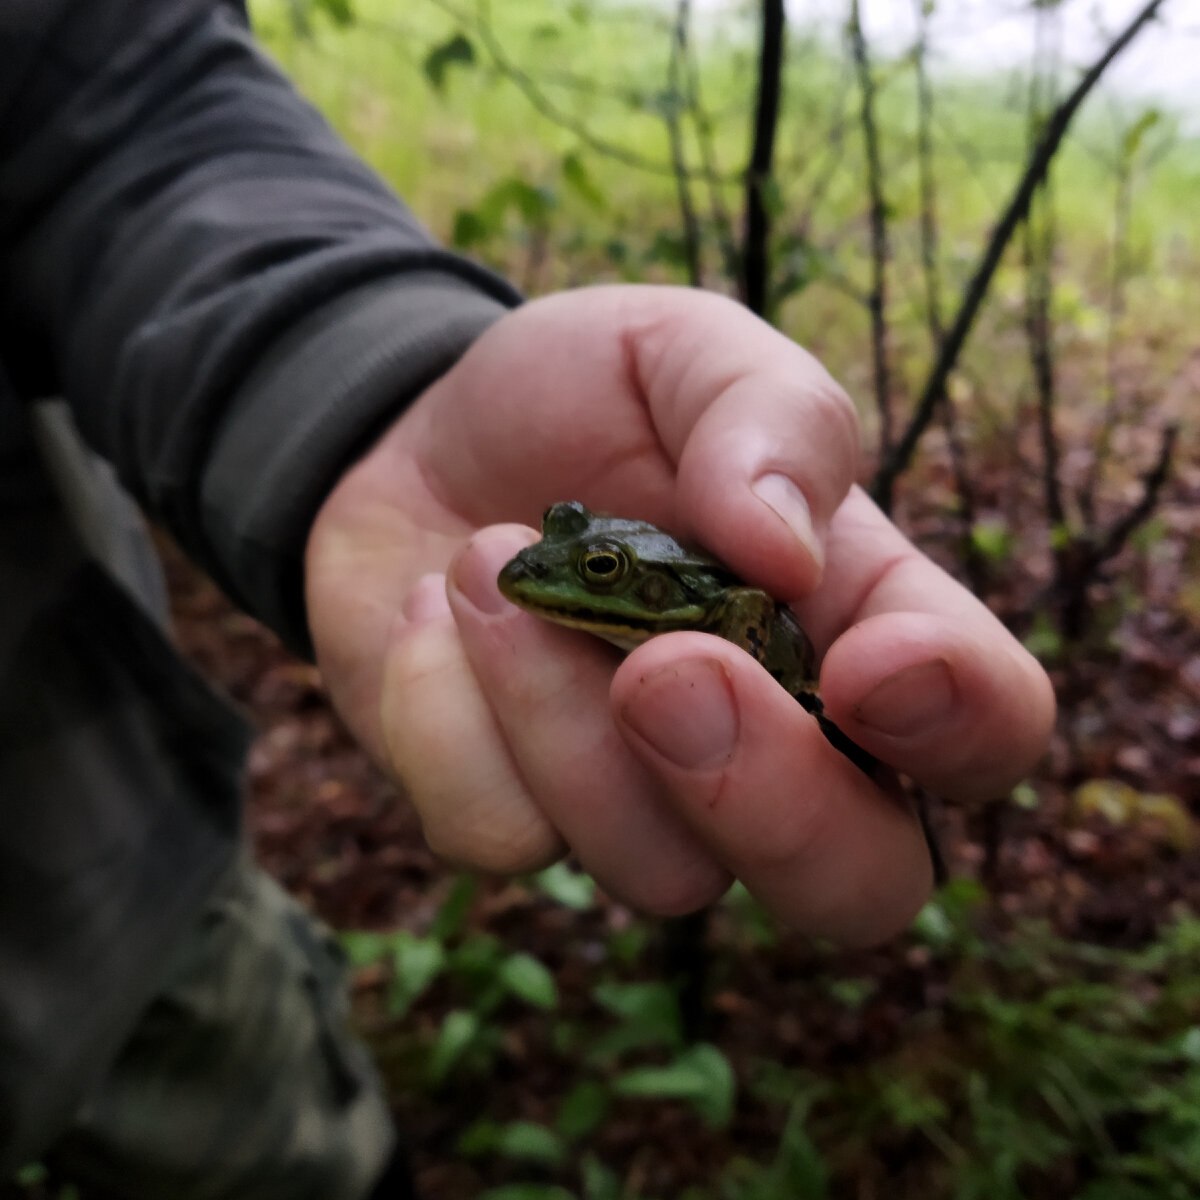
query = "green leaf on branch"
xmin=310 ymin=0 xmax=354 ymax=27
xmin=581 ymin=1154 xmax=622 ymax=1200
xmin=969 ymin=517 xmax=1014 ymax=563
xmin=499 ymin=951 xmax=559 ymax=1010
xmin=561 ymin=153 xmax=606 ymax=210
xmin=591 ymin=980 xmax=683 ymax=1058
xmin=341 ymin=930 xmax=390 ymax=967
xmin=387 ymin=932 xmax=446 ymax=1017
xmin=427 ymin=1009 xmax=480 ymax=1086
xmin=423 ymin=33 xmax=476 ymax=93
xmin=496 ymin=1122 xmax=566 ymax=1166
xmin=535 ymin=861 xmax=595 ymax=910
xmin=461 ymin=1118 xmax=566 ymax=1166
xmin=555 ymin=1080 xmax=610 ymax=1141
xmin=479 ymin=1187 xmax=575 ymax=1200
xmin=1122 ymin=108 xmax=1161 ymax=160
xmin=1024 ymin=611 xmax=1064 ymax=661
xmin=452 ymin=208 xmax=491 ymax=249
xmin=430 ymin=873 xmax=478 ymax=940
xmin=612 ymin=1043 xmax=737 ymax=1127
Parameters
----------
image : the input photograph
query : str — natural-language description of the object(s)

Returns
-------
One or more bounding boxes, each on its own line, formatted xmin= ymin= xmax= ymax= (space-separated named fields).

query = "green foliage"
xmin=580 ymin=1154 xmax=623 ymax=1200
xmin=535 ymin=860 xmax=595 ymax=910
xmin=431 ymin=873 xmax=479 ymax=940
xmin=460 ymin=1117 xmax=567 ymax=1166
xmin=284 ymin=0 xmax=353 ymax=35
xmin=561 ymin=152 xmax=606 ymax=211
xmin=555 ymin=1080 xmax=611 ymax=1141
xmin=452 ymin=177 xmax=557 ymax=250
xmin=1122 ymin=108 xmax=1162 ymax=161
xmin=1023 ymin=610 xmax=1065 ymax=661
xmin=589 ymin=979 xmax=684 ymax=1062
xmin=499 ymin=951 xmax=559 ymax=1010
xmin=387 ymin=931 xmax=446 ymax=1016
xmin=427 ymin=1008 xmax=483 ymax=1086
xmin=478 ymin=1186 xmax=576 ymax=1200
xmin=722 ymin=1098 xmax=829 ymax=1200
xmin=969 ymin=517 xmax=1014 ymax=564
xmin=612 ymin=1044 xmax=737 ymax=1128
xmin=310 ymin=0 xmax=353 ymax=27
xmin=423 ymin=32 xmax=475 ymax=92
xmin=333 ymin=859 xmax=1200 ymax=1199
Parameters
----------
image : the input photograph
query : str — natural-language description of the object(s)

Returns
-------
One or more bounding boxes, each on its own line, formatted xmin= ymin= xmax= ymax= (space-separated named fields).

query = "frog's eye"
xmin=580 ymin=544 xmax=628 ymax=585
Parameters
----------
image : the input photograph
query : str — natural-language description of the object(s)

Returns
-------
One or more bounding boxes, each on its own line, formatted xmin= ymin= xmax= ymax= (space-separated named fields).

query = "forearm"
xmin=0 ymin=0 xmax=519 ymax=651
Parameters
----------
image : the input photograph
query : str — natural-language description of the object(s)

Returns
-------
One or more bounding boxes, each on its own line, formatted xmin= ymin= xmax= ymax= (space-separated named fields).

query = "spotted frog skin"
xmin=497 ymin=500 xmax=876 ymax=776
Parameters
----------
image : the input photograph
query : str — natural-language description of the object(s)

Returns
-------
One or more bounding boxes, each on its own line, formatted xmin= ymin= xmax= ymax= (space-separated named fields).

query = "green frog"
xmin=497 ymin=500 xmax=876 ymax=776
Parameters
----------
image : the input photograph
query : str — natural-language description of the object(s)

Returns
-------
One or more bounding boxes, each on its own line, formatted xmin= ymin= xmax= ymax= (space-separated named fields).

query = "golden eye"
xmin=581 ymin=545 xmax=627 ymax=584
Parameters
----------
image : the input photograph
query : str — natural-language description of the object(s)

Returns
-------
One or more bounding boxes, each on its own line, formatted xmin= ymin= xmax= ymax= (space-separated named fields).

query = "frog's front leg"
xmin=705 ymin=587 xmax=779 ymax=665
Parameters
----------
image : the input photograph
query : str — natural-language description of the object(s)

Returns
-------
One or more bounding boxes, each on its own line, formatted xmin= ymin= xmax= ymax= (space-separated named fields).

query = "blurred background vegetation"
xmin=249 ymin=2 xmax=1199 ymax=1197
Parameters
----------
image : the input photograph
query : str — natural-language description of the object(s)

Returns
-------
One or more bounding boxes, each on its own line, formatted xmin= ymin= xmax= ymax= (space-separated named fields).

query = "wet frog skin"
xmin=497 ymin=500 xmax=877 ymax=776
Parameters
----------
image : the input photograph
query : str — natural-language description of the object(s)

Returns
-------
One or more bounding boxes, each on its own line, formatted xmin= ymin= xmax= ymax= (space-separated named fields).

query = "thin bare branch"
xmin=870 ymin=0 xmax=1167 ymax=513
xmin=848 ymin=0 xmax=894 ymax=452
xmin=1025 ymin=5 xmax=1066 ymax=532
xmin=683 ymin=27 xmax=740 ymax=283
xmin=913 ymin=0 xmax=943 ymax=346
xmin=1095 ymin=423 xmax=1178 ymax=565
xmin=434 ymin=0 xmax=731 ymax=181
xmin=667 ymin=0 xmax=703 ymax=286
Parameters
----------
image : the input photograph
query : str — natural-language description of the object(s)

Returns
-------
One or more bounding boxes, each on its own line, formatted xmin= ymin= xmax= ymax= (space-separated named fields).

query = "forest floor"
xmin=155 ymin=443 xmax=1200 ymax=1200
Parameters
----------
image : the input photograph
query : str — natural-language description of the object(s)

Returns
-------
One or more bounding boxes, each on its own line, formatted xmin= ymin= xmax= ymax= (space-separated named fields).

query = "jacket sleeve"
xmin=0 ymin=0 xmax=522 ymax=654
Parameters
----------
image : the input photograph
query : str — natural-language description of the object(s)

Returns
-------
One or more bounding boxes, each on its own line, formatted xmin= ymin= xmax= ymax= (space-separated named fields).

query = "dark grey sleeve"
xmin=0 ymin=0 xmax=522 ymax=654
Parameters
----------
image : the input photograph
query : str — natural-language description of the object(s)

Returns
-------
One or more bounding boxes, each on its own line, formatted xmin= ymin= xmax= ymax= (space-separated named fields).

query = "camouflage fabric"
xmin=3 ymin=401 xmax=395 ymax=1196
xmin=45 ymin=854 xmax=396 ymax=1200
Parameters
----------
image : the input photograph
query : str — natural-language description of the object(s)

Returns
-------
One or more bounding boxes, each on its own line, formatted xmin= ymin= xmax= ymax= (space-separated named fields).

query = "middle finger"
xmin=447 ymin=526 xmax=732 ymax=914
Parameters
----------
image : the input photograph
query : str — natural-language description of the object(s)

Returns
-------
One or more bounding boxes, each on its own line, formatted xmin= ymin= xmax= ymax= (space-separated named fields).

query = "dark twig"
xmin=1094 ymin=423 xmax=1178 ymax=566
xmin=436 ymin=0 xmax=731 ymax=180
xmin=741 ymin=0 xmax=786 ymax=316
xmin=1050 ymin=423 xmax=1178 ymax=640
xmin=1025 ymin=7 xmax=1067 ymax=534
xmin=870 ymin=0 xmax=1167 ymax=514
xmin=683 ymin=26 xmax=740 ymax=284
xmin=913 ymin=0 xmax=943 ymax=346
xmin=911 ymin=2 xmax=984 ymax=588
xmin=1079 ymin=114 xmax=1150 ymax=527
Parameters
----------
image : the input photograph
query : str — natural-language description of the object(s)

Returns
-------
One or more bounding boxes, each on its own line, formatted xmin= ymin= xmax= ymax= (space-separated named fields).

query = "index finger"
xmin=624 ymin=288 xmax=863 ymax=597
xmin=793 ymin=488 xmax=1056 ymax=803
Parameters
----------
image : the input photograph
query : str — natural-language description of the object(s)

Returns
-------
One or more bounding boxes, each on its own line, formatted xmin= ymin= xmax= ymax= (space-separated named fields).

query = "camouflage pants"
xmin=23 ymin=403 xmax=395 ymax=1198
xmin=45 ymin=855 xmax=396 ymax=1200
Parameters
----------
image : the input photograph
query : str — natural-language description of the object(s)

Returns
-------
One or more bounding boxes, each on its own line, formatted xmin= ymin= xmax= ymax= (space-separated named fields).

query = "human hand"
xmin=305 ymin=285 xmax=1055 ymax=944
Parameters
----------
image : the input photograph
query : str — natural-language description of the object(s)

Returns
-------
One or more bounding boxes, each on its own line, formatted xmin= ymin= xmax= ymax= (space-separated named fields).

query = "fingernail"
xmin=855 ymin=659 xmax=957 ymax=737
xmin=752 ymin=472 xmax=823 ymax=568
xmin=449 ymin=540 xmax=510 ymax=616
xmin=620 ymin=659 xmax=739 ymax=769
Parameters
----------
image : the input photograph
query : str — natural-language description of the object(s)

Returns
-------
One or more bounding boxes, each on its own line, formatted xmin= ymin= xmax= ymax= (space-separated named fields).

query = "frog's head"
xmin=497 ymin=501 xmax=730 ymax=649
